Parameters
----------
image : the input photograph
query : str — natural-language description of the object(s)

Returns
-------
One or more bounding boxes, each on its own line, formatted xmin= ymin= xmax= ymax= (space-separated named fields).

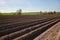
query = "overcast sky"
xmin=0 ymin=0 xmax=60 ymax=12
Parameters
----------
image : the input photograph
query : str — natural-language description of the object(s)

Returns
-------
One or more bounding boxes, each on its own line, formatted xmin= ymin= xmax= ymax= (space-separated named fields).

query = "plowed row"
xmin=0 ymin=14 xmax=60 ymax=40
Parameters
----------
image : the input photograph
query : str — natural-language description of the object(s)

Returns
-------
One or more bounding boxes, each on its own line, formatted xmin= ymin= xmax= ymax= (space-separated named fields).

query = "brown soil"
xmin=34 ymin=22 xmax=60 ymax=40
xmin=0 ymin=14 xmax=60 ymax=40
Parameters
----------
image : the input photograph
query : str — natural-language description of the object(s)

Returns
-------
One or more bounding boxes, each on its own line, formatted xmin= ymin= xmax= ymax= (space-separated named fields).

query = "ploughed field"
xmin=0 ymin=14 xmax=60 ymax=40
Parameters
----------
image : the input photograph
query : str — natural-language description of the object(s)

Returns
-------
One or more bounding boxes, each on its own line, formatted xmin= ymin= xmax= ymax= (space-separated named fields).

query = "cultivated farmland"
xmin=0 ymin=14 xmax=60 ymax=40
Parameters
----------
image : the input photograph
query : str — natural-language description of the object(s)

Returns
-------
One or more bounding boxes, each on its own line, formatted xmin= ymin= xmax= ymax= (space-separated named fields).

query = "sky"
xmin=0 ymin=0 xmax=60 ymax=12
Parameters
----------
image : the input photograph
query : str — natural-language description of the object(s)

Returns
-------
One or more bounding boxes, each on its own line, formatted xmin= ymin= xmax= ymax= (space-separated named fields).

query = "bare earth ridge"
xmin=34 ymin=22 xmax=60 ymax=40
xmin=0 ymin=14 xmax=60 ymax=40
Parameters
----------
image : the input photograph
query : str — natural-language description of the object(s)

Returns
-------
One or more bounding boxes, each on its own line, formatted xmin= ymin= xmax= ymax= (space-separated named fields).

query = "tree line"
xmin=0 ymin=9 xmax=60 ymax=15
